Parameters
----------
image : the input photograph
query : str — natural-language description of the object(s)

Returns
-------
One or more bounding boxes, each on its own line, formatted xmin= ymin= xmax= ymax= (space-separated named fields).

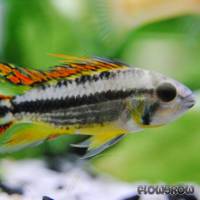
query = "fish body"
xmin=0 ymin=55 xmax=195 ymax=158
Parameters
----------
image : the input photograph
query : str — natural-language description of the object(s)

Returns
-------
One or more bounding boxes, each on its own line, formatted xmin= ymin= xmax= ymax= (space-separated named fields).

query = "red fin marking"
xmin=13 ymin=69 xmax=34 ymax=85
xmin=0 ymin=55 xmax=128 ymax=86
xmin=0 ymin=123 xmax=12 ymax=135
xmin=0 ymin=95 xmax=12 ymax=100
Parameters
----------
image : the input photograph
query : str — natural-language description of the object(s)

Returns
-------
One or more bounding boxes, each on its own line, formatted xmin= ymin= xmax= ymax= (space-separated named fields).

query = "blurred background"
xmin=0 ymin=0 xmax=200 ymax=184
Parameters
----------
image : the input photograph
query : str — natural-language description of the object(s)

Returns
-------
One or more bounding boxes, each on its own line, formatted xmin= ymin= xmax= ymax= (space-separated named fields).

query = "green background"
xmin=0 ymin=0 xmax=199 ymax=184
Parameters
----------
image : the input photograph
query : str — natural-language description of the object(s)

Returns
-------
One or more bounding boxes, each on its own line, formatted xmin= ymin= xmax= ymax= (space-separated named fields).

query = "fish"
xmin=0 ymin=54 xmax=195 ymax=158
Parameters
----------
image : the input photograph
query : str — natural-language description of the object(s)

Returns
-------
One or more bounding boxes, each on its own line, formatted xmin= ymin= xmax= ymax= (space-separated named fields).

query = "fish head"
xmin=130 ymin=71 xmax=195 ymax=128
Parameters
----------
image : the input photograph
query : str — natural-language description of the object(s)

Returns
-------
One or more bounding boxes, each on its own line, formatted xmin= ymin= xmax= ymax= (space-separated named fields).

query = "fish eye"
xmin=156 ymin=82 xmax=177 ymax=102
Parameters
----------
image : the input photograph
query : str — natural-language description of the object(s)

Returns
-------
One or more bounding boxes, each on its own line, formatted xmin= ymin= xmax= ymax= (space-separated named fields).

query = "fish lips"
xmin=183 ymin=94 xmax=196 ymax=109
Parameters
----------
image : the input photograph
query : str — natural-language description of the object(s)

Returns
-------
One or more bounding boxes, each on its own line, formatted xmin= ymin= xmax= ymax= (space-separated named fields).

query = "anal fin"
xmin=81 ymin=134 xmax=125 ymax=159
xmin=71 ymin=138 xmax=90 ymax=148
xmin=73 ymin=123 xmax=126 ymax=159
xmin=0 ymin=122 xmax=68 ymax=153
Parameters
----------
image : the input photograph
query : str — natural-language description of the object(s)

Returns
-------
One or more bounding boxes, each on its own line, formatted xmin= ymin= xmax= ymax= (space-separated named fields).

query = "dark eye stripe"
xmin=142 ymin=107 xmax=151 ymax=125
xmin=142 ymin=102 xmax=160 ymax=125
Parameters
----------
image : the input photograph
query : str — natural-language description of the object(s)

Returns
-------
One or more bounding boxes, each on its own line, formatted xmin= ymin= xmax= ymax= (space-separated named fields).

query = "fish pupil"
xmin=156 ymin=83 xmax=177 ymax=102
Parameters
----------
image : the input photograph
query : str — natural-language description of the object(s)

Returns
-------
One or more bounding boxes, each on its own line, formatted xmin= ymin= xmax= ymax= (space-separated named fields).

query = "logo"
xmin=137 ymin=185 xmax=194 ymax=195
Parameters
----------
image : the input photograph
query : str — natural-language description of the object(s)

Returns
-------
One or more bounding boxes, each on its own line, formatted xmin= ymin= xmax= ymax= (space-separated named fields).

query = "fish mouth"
xmin=183 ymin=94 xmax=196 ymax=109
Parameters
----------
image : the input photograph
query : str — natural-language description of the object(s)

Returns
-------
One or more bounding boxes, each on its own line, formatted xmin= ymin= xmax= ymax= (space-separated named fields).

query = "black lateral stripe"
xmin=0 ymin=106 xmax=11 ymax=117
xmin=12 ymin=90 xmax=134 ymax=114
xmin=12 ymin=88 xmax=154 ymax=114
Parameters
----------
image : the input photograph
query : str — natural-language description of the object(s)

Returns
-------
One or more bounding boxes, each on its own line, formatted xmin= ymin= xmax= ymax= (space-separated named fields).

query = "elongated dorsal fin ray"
xmin=49 ymin=54 xmax=127 ymax=68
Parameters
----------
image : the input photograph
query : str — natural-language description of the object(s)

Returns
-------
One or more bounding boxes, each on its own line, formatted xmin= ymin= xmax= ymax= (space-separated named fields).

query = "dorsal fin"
xmin=0 ymin=55 xmax=128 ymax=86
xmin=50 ymin=54 xmax=127 ymax=69
xmin=0 ymin=63 xmax=47 ymax=86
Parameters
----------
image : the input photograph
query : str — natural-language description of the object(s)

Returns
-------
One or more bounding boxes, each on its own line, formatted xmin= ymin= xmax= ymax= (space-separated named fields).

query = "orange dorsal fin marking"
xmin=50 ymin=54 xmax=127 ymax=69
xmin=48 ymin=54 xmax=128 ymax=79
xmin=0 ymin=64 xmax=12 ymax=75
xmin=0 ymin=55 xmax=128 ymax=86
xmin=0 ymin=63 xmax=48 ymax=86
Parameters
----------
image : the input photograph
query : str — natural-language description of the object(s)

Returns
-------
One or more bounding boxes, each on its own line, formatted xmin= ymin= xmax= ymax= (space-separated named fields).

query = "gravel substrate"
xmin=0 ymin=159 xmax=199 ymax=200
